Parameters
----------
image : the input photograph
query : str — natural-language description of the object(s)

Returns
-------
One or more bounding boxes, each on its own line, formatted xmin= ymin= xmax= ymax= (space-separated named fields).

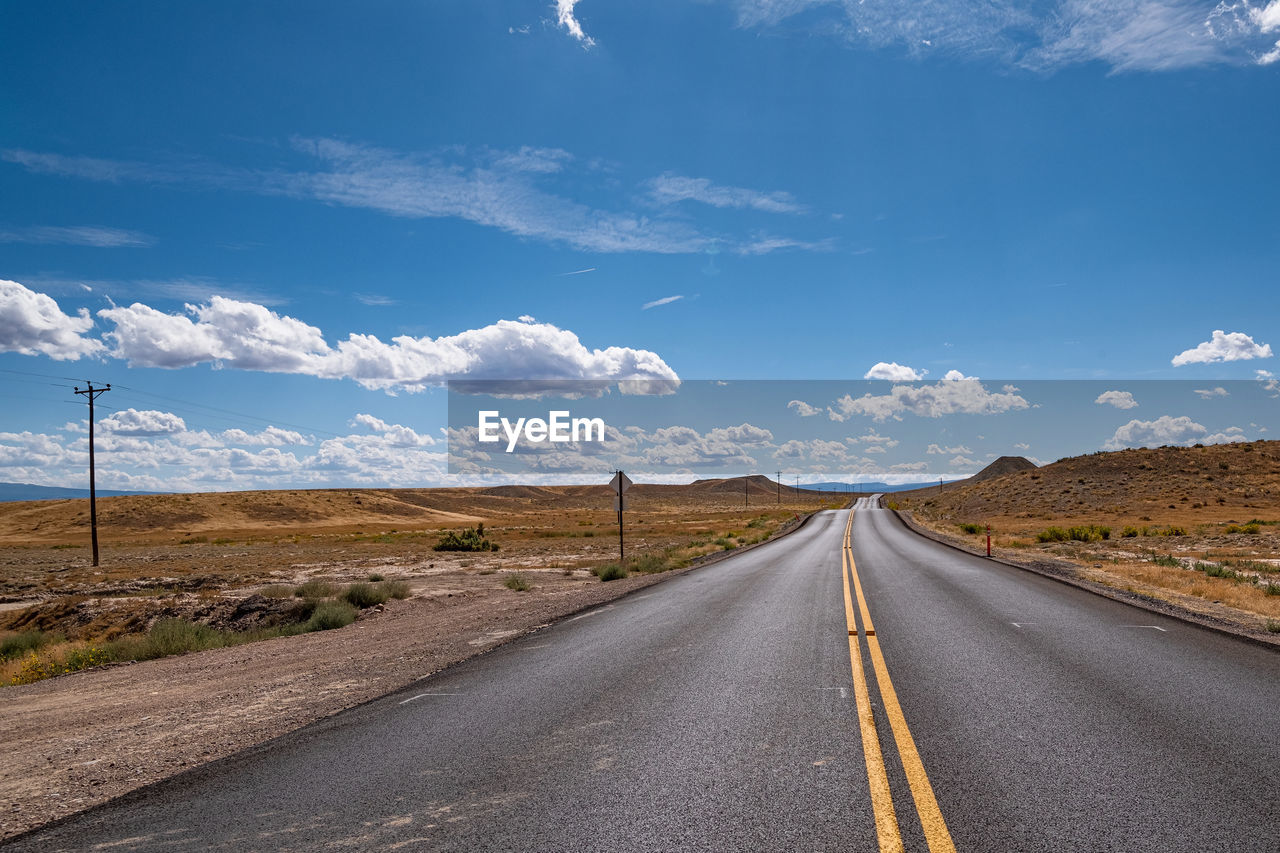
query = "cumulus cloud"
xmin=1103 ymin=414 xmax=1248 ymax=450
xmin=846 ymin=430 xmax=899 ymax=447
xmin=647 ymin=173 xmax=807 ymax=214
xmin=219 ymin=426 xmax=310 ymax=447
xmin=1194 ymin=386 xmax=1230 ymax=399
xmin=0 ymin=279 xmax=105 ymax=360
xmin=927 ymin=443 xmax=972 ymax=455
xmin=828 ymin=379 xmax=1029 ymax=422
xmin=639 ymin=422 xmax=772 ymax=467
xmin=864 ymin=361 xmax=926 ymax=381
xmin=0 ymin=414 xmax=451 ymax=492
xmin=787 ymin=399 xmax=822 ymax=417
xmin=1095 ymin=390 xmax=1138 ymax=409
xmin=1172 ymin=330 xmax=1272 ymax=365
xmin=100 ymin=408 xmax=187 ymax=436
xmin=351 ymin=413 xmax=436 ymax=447
xmin=556 ymin=0 xmax=595 ymax=46
xmin=90 ymin=294 xmax=680 ymax=393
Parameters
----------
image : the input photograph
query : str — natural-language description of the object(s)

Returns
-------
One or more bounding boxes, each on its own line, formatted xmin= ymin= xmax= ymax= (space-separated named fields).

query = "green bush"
xmin=1037 ymin=527 xmax=1069 ymax=543
xmin=1266 ymin=620 xmax=1280 ymax=634
xmin=379 ymin=580 xmax=411 ymax=599
xmin=628 ymin=553 xmax=671 ymax=574
xmin=1224 ymin=523 xmax=1261 ymax=535
xmin=1151 ymin=554 xmax=1183 ymax=568
xmin=433 ymin=523 xmax=499 ymax=552
xmin=344 ymin=582 xmax=389 ymax=608
xmin=503 ymin=574 xmax=531 ymax=591
xmin=368 ymin=573 xmax=386 ymax=582
xmin=1264 ymin=584 xmax=1280 ymax=597
xmin=592 ymin=562 xmax=628 ymax=581
xmin=295 ymin=579 xmax=340 ymax=599
xmin=0 ymin=630 xmax=61 ymax=661
xmin=258 ymin=584 xmax=295 ymax=599
xmin=306 ymin=600 xmax=357 ymax=631
xmin=958 ymin=523 xmax=984 ymax=535
xmin=147 ymin=618 xmax=228 ymax=657
xmin=1121 ymin=526 xmax=1140 ymax=538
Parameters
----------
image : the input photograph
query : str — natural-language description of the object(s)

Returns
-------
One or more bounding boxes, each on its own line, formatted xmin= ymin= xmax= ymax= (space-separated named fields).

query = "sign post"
xmin=609 ymin=471 xmax=632 ymax=563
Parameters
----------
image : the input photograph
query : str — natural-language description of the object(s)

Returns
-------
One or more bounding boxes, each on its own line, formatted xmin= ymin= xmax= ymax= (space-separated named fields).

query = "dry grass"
xmin=899 ymin=441 xmax=1280 ymax=621
xmin=0 ymin=479 xmax=841 ymax=678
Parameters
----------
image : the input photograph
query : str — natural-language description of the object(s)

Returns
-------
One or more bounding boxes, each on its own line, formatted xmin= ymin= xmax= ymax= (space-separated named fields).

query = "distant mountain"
xmin=968 ymin=456 xmax=1038 ymax=482
xmin=0 ymin=482 xmax=156 ymax=503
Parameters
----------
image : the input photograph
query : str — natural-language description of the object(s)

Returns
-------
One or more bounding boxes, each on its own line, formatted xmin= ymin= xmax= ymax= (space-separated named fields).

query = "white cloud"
xmin=787 ymin=399 xmax=822 ymax=417
xmin=864 ymin=361 xmax=926 ymax=381
xmin=5 ymin=141 xmax=825 ymax=258
xmin=846 ymin=430 xmax=899 ymax=447
xmin=730 ymin=0 xmax=1280 ymax=71
xmin=556 ymin=0 xmax=596 ymax=46
xmin=1193 ymin=386 xmax=1230 ymax=399
xmin=351 ymin=413 xmax=436 ymax=447
xmin=639 ymin=423 xmax=772 ymax=467
xmin=0 ymin=279 xmax=105 ymax=360
xmin=1172 ymin=330 xmax=1273 ymax=365
xmin=219 ymin=426 xmax=310 ymax=447
xmin=774 ymin=438 xmax=848 ymax=461
xmin=1014 ymin=442 xmax=1031 ymax=450
xmin=642 ymin=295 xmax=684 ymax=310
xmin=647 ymin=173 xmax=807 ymax=214
xmin=828 ymin=379 xmax=1029 ymax=422
xmin=1095 ymin=390 xmax=1138 ymax=409
xmin=100 ymin=408 xmax=187 ymax=437
xmin=0 ymin=225 xmax=154 ymax=248
xmin=927 ymin=443 xmax=972 ymax=455
xmin=1103 ymin=414 xmax=1248 ymax=450
xmin=90 ymin=294 xmax=679 ymax=393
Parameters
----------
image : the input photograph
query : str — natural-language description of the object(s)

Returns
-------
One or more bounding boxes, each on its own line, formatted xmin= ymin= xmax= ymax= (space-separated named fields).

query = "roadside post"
xmin=986 ymin=524 xmax=992 ymax=558
xmin=609 ymin=470 xmax=632 ymax=563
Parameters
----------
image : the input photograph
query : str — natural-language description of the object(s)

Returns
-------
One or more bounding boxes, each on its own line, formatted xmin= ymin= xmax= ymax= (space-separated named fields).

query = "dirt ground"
xmin=0 ymin=482 xmax=834 ymax=841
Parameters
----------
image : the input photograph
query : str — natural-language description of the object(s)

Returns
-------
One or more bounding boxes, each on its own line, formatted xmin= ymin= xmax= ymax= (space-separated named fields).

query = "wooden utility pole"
xmin=73 ymin=381 xmax=110 ymax=567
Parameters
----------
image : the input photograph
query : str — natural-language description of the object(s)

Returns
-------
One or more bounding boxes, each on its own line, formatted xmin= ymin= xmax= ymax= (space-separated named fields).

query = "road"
xmin=8 ymin=501 xmax=1279 ymax=852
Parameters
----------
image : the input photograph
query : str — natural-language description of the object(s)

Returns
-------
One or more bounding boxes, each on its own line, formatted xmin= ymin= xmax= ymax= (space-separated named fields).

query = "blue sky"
xmin=1 ymin=1 xmax=1277 ymax=490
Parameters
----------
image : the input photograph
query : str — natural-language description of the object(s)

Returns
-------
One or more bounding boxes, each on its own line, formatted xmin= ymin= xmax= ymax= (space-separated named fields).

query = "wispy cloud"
xmin=353 ymin=293 xmax=398 ymax=306
xmin=642 ymin=295 xmax=684 ymax=310
xmin=557 ymin=267 xmax=597 ymax=276
xmin=5 ymin=141 xmax=826 ymax=257
xmin=0 ymin=225 xmax=155 ymax=248
xmin=728 ymin=0 xmax=1280 ymax=71
xmin=556 ymin=0 xmax=596 ymax=47
xmin=648 ymin=173 xmax=807 ymax=214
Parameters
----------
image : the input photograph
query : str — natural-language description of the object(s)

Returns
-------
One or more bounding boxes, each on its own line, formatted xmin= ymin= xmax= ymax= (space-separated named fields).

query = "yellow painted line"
xmin=845 ymin=509 xmax=957 ymax=853
xmin=841 ymin=515 xmax=903 ymax=852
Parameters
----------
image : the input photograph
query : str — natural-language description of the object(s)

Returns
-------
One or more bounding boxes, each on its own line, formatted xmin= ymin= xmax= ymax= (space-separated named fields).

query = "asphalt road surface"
xmin=9 ymin=501 xmax=1279 ymax=852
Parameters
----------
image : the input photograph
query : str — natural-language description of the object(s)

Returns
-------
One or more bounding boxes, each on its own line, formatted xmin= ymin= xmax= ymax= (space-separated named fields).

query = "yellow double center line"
xmin=842 ymin=508 xmax=956 ymax=853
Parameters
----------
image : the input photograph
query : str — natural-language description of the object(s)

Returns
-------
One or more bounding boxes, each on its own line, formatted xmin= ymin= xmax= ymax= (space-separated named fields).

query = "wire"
xmin=108 ymin=384 xmax=342 ymax=438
